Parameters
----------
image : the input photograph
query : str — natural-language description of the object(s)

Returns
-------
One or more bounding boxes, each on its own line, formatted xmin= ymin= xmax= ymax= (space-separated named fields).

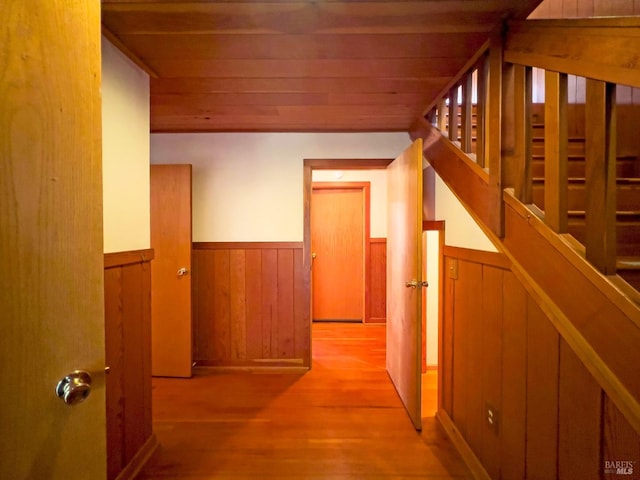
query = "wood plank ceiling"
xmin=101 ymin=1 xmax=542 ymax=133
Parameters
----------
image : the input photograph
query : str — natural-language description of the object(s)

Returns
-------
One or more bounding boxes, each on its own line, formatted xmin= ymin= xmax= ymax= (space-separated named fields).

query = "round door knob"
xmin=56 ymin=370 xmax=92 ymax=406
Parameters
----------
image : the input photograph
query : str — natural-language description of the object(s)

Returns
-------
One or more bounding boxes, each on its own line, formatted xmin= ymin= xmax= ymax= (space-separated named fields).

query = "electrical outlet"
xmin=486 ymin=402 xmax=499 ymax=434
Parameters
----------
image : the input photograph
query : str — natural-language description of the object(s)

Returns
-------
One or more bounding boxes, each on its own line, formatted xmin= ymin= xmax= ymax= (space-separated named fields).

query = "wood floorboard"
xmin=135 ymin=323 xmax=472 ymax=479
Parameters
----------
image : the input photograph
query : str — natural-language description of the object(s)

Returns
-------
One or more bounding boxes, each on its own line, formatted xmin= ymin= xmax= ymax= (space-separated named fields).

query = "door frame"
xmin=311 ymin=181 xmax=370 ymax=323
xmin=303 ymin=158 xmax=393 ymax=362
xmin=422 ymin=220 xmax=445 ymax=413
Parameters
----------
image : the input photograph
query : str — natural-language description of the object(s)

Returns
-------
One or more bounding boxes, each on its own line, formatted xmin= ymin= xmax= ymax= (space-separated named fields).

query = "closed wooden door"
xmin=386 ymin=139 xmax=424 ymax=430
xmin=0 ymin=2 xmax=107 ymax=478
xmin=150 ymin=165 xmax=193 ymax=377
xmin=311 ymin=185 xmax=365 ymax=321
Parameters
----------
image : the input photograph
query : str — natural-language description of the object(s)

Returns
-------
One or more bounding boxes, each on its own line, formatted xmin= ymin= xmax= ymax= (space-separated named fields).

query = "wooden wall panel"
xmin=293 ymin=249 xmax=310 ymax=359
xmin=480 ymin=266 xmax=503 ymax=480
xmin=277 ymin=249 xmax=295 ymax=358
xmin=558 ymin=339 xmax=602 ymax=480
xmin=104 ymin=267 xmax=124 ymax=480
xmin=192 ymin=242 xmax=309 ymax=368
xmin=450 ymin=259 xmax=482 ymax=444
xmin=441 ymin=257 xmax=455 ymax=417
xmin=230 ymin=249 xmax=247 ymax=360
xmin=192 ymin=249 xmax=216 ymax=361
xmin=450 ymin=258 xmax=467 ymax=437
xmin=500 ymin=272 xmax=528 ymax=480
xmin=122 ymin=264 xmax=145 ymax=464
xmin=603 ymin=395 xmax=640 ymax=478
xmin=463 ymin=260 xmax=484 ymax=459
xmin=441 ymin=247 xmax=640 ymax=480
xmin=104 ymin=249 xmax=154 ymax=480
xmin=368 ymin=238 xmax=387 ymax=323
xmin=213 ymin=249 xmax=231 ymax=361
xmin=262 ymin=249 xmax=278 ymax=359
xmin=438 ymin=243 xmax=640 ymax=480
xmin=526 ymin=298 xmax=559 ymax=480
xmin=245 ymin=249 xmax=263 ymax=360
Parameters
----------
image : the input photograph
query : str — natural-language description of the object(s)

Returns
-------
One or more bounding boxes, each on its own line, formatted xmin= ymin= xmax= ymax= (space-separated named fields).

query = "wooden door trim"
xmin=312 ymin=181 xmax=371 ymax=323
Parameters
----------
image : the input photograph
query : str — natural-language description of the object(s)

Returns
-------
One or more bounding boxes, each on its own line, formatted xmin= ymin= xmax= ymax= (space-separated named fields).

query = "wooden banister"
xmin=448 ymin=86 xmax=458 ymax=143
xmin=437 ymin=97 xmax=447 ymax=133
xmin=585 ymin=79 xmax=618 ymax=274
xmin=475 ymin=54 xmax=487 ymax=168
xmin=505 ymin=19 xmax=640 ymax=90
xmin=461 ymin=74 xmax=473 ymax=154
xmin=487 ymin=31 xmax=504 ymax=237
xmin=512 ymin=64 xmax=533 ymax=204
xmin=544 ymin=70 xmax=568 ymax=234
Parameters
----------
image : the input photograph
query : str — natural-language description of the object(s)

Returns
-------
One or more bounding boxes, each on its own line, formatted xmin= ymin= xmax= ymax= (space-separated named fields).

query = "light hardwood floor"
xmin=135 ymin=323 xmax=472 ymax=479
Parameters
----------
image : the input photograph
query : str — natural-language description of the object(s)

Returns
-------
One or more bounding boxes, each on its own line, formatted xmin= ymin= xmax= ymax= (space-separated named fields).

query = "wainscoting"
xmin=192 ymin=242 xmax=310 ymax=368
xmin=441 ymin=246 xmax=639 ymax=479
xmin=104 ymin=249 xmax=156 ymax=480
xmin=368 ymin=238 xmax=387 ymax=323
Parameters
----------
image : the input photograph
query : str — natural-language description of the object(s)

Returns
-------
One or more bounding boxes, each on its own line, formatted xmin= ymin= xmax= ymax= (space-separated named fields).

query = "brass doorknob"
xmin=312 ymin=252 xmax=317 ymax=259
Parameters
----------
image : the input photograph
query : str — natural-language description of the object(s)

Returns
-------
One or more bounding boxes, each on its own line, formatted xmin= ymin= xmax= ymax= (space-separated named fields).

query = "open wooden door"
xmin=1 ymin=2 xmax=106 ymax=478
xmin=386 ymin=139 xmax=424 ymax=430
xmin=150 ymin=164 xmax=193 ymax=377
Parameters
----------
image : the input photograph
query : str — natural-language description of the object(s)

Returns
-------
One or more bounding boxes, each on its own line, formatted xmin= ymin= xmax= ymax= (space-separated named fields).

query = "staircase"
xmin=411 ymin=18 xmax=640 ymax=480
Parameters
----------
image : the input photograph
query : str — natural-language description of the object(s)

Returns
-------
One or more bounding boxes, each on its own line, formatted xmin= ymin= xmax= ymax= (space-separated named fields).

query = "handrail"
xmin=505 ymin=19 xmax=640 ymax=89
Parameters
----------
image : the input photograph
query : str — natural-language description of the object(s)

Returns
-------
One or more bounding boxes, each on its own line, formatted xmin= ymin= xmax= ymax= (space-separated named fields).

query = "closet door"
xmin=151 ymin=164 xmax=193 ymax=377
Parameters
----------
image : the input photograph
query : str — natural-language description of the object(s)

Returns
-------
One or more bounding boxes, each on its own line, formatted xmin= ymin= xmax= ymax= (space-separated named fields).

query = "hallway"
xmin=135 ymin=323 xmax=472 ymax=479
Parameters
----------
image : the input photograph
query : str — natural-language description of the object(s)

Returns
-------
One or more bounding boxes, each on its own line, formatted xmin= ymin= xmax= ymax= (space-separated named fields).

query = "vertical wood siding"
xmin=442 ymin=245 xmax=640 ymax=480
xmin=104 ymin=249 xmax=153 ymax=480
xmin=368 ymin=238 xmax=387 ymax=323
xmin=192 ymin=242 xmax=310 ymax=367
xmin=193 ymin=240 xmax=388 ymax=364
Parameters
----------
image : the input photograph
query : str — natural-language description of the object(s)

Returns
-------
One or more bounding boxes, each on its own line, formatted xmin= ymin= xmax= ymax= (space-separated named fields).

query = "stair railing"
xmin=417 ymin=18 xmax=640 ymax=278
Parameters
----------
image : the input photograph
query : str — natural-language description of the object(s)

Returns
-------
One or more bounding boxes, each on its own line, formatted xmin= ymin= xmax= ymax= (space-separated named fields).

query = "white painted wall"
xmin=102 ymin=36 xmax=150 ymax=253
xmin=151 ymin=133 xmax=410 ymax=242
xmin=312 ymin=169 xmax=388 ymax=238
xmin=424 ymin=164 xmax=497 ymax=252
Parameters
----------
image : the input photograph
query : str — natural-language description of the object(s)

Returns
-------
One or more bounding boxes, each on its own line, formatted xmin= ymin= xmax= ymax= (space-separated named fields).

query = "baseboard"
xmin=115 ymin=434 xmax=158 ymax=480
xmin=194 ymin=366 xmax=309 ymax=374
xmin=436 ymin=409 xmax=491 ymax=480
xmin=313 ymin=318 xmax=362 ymax=323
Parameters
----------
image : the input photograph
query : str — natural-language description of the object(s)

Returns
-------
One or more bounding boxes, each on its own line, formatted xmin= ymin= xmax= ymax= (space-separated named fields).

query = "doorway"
xmin=422 ymin=221 xmax=445 ymax=417
xmin=303 ymin=154 xmax=437 ymax=429
xmin=305 ymin=160 xmax=392 ymax=328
